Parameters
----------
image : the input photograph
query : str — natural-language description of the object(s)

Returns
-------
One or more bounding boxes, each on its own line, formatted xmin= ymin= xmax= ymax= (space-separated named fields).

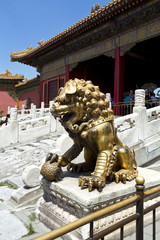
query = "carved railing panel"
xmin=147 ymin=106 xmax=160 ymax=122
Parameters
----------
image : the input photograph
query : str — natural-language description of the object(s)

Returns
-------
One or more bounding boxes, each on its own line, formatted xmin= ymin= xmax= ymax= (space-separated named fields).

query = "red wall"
xmin=0 ymin=88 xmax=40 ymax=116
xmin=19 ymin=89 xmax=40 ymax=109
xmin=0 ymin=88 xmax=16 ymax=115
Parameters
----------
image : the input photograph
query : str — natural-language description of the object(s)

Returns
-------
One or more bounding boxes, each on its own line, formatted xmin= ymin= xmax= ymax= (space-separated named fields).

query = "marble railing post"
xmin=31 ymin=104 xmax=37 ymax=119
xmin=134 ymin=89 xmax=145 ymax=107
xmin=49 ymin=101 xmax=56 ymax=132
xmin=10 ymin=107 xmax=17 ymax=122
xmin=10 ymin=107 xmax=19 ymax=144
xmin=106 ymin=93 xmax=112 ymax=108
xmin=133 ymin=89 xmax=148 ymax=140
xmin=31 ymin=103 xmax=34 ymax=109
xmin=22 ymin=104 xmax=25 ymax=118
xmin=7 ymin=106 xmax=11 ymax=115
xmin=49 ymin=101 xmax=54 ymax=109
xmin=40 ymin=102 xmax=45 ymax=117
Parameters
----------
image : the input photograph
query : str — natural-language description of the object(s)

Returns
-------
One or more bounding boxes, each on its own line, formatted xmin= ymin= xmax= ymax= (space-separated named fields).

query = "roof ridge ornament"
xmin=91 ymin=3 xmax=100 ymax=13
xmin=38 ymin=39 xmax=44 ymax=45
xmin=10 ymin=45 xmax=34 ymax=59
xmin=0 ymin=69 xmax=24 ymax=79
xmin=15 ymin=78 xmax=27 ymax=87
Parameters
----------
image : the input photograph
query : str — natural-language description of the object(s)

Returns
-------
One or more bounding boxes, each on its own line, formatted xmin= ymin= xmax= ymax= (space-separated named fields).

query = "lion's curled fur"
xmin=54 ymin=78 xmax=110 ymax=122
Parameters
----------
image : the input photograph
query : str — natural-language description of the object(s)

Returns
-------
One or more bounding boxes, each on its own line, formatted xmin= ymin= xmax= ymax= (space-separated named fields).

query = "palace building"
xmin=0 ymin=70 xmax=24 ymax=115
xmin=10 ymin=0 xmax=160 ymax=107
xmin=0 ymin=70 xmax=39 ymax=115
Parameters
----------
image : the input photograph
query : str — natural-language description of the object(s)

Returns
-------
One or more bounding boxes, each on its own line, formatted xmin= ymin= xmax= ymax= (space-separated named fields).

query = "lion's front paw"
xmin=79 ymin=175 xmax=105 ymax=192
xmin=112 ymin=169 xmax=136 ymax=184
xmin=45 ymin=153 xmax=68 ymax=167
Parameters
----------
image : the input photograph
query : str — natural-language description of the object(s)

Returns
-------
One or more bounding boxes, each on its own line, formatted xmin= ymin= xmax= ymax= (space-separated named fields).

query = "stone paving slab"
xmin=0 ymin=132 xmax=61 ymax=240
xmin=18 ymin=146 xmax=35 ymax=152
xmin=0 ymin=132 xmax=60 ymax=181
xmin=14 ymin=208 xmax=51 ymax=240
xmin=0 ymin=186 xmax=27 ymax=240
xmin=40 ymin=139 xmax=55 ymax=145
xmin=0 ymin=202 xmax=7 ymax=211
xmin=0 ymin=210 xmax=28 ymax=240
xmin=0 ymin=186 xmax=15 ymax=201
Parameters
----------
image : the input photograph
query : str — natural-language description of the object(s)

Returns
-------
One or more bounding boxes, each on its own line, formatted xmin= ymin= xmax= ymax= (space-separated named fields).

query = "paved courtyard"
xmin=0 ymin=131 xmax=160 ymax=239
xmin=0 ymin=132 xmax=62 ymax=240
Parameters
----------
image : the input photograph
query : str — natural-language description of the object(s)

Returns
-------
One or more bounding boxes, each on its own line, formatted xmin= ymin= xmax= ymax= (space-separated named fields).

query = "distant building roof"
xmin=10 ymin=0 xmax=143 ymax=63
xmin=0 ymin=70 xmax=24 ymax=80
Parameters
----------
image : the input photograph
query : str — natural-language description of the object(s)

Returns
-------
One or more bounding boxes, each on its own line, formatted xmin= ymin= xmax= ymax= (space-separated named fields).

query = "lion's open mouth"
xmin=59 ymin=111 xmax=75 ymax=122
xmin=51 ymin=102 xmax=84 ymax=132
xmin=52 ymin=109 xmax=75 ymax=123
xmin=51 ymin=103 xmax=77 ymax=123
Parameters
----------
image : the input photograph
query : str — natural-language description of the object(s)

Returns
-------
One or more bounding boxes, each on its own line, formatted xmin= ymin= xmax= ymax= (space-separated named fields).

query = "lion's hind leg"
xmin=113 ymin=146 xmax=137 ymax=183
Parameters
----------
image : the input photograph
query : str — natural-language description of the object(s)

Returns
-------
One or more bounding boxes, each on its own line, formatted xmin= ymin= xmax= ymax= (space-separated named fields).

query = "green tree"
xmin=0 ymin=110 xmax=4 ymax=117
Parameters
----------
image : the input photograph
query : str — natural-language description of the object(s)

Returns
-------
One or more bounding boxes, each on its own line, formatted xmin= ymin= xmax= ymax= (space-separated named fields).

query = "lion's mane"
xmin=55 ymin=78 xmax=110 ymax=122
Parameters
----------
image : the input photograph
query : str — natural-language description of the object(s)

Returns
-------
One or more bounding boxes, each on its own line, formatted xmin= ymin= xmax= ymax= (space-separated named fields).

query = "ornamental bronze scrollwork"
xmin=41 ymin=78 xmax=137 ymax=192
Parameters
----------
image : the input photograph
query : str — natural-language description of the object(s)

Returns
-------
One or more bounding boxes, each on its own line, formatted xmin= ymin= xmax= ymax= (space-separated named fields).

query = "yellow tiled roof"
xmin=10 ymin=0 xmax=142 ymax=61
xmin=0 ymin=70 xmax=24 ymax=80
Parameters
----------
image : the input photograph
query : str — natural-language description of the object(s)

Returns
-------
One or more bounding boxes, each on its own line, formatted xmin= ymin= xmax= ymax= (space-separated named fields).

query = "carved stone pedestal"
xmin=36 ymin=167 xmax=160 ymax=240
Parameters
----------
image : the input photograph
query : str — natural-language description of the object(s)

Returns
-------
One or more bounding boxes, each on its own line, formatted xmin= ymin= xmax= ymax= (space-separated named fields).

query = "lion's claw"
xmin=45 ymin=153 xmax=53 ymax=162
xmin=45 ymin=153 xmax=58 ymax=164
xmin=88 ymin=179 xmax=94 ymax=192
xmin=67 ymin=163 xmax=81 ymax=172
xmin=114 ymin=169 xmax=129 ymax=184
xmin=79 ymin=176 xmax=105 ymax=192
xmin=67 ymin=163 xmax=77 ymax=172
xmin=79 ymin=177 xmax=86 ymax=189
xmin=50 ymin=154 xmax=58 ymax=164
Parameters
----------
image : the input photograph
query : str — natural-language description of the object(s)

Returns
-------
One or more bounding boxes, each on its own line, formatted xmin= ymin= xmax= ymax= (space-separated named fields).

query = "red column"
xmin=39 ymin=81 xmax=43 ymax=108
xmin=114 ymin=47 xmax=125 ymax=115
xmin=65 ymin=64 xmax=69 ymax=82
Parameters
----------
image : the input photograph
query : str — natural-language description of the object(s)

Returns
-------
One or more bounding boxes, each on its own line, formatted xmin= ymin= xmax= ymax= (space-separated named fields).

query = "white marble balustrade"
xmin=1 ymin=89 xmax=160 ymax=168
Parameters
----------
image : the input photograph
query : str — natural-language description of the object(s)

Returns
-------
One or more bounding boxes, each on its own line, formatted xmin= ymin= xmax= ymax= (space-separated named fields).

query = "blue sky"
xmin=1 ymin=0 xmax=110 ymax=80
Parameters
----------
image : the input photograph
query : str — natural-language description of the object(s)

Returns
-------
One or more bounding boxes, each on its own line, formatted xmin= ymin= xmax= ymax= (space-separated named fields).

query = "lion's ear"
xmin=65 ymin=81 xmax=77 ymax=94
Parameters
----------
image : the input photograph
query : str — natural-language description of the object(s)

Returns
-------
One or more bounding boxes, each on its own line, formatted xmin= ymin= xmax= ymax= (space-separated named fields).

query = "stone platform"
xmin=36 ymin=167 xmax=160 ymax=240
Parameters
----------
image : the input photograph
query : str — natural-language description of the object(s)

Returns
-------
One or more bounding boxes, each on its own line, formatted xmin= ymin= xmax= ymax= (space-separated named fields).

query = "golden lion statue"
xmin=41 ymin=79 xmax=137 ymax=192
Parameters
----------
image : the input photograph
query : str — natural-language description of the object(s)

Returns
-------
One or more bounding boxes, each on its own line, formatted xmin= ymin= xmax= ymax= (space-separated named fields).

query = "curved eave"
xmin=10 ymin=0 xmax=143 ymax=63
xmin=15 ymin=77 xmax=39 ymax=88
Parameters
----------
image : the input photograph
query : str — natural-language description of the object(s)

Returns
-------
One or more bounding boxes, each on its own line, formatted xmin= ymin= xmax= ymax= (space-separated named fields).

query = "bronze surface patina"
xmin=41 ymin=78 xmax=137 ymax=192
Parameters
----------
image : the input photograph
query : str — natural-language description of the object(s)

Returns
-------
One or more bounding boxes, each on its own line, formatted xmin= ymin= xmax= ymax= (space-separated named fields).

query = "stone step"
xmin=7 ymin=176 xmax=24 ymax=188
xmin=7 ymin=186 xmax=43 ymax=210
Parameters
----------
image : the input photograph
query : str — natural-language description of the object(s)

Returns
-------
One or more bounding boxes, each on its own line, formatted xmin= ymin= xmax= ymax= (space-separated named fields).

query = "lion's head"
xmin=51 ymin=78 xmax=112 ymax=133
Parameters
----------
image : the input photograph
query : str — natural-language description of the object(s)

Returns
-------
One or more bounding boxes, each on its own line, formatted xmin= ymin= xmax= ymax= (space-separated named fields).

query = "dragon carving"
xmin=41 ymin=79 xmax=137 ymax=192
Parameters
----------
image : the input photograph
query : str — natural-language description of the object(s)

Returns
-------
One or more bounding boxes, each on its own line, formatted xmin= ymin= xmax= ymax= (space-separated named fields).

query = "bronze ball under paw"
xmin=41 ymin=161 xmax=63 ymax=181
